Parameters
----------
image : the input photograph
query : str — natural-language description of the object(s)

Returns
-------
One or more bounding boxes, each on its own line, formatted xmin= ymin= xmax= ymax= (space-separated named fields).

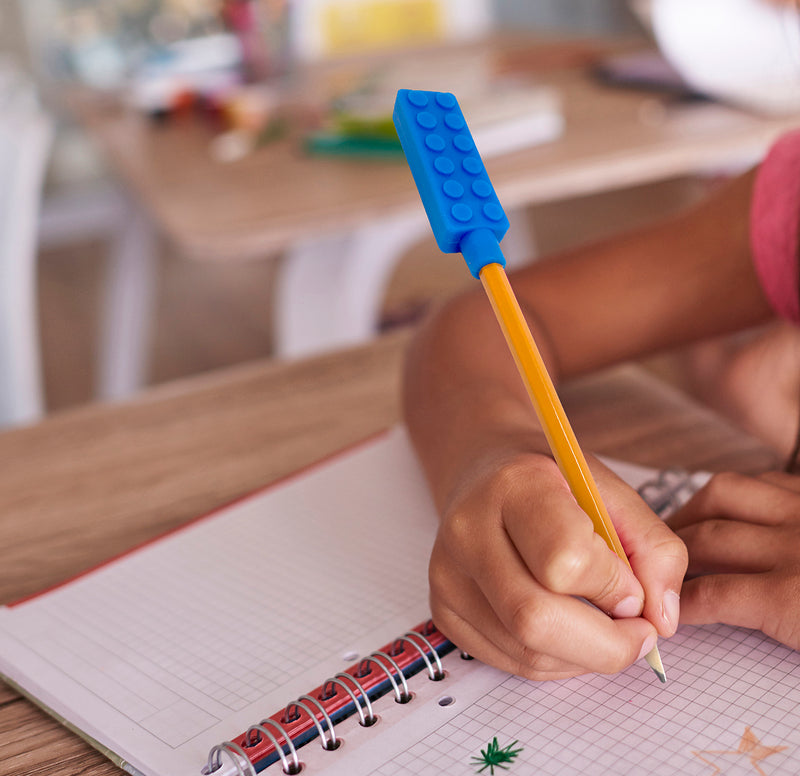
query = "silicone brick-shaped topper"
xmin=393 ymin=89 xmax=509 ymax=277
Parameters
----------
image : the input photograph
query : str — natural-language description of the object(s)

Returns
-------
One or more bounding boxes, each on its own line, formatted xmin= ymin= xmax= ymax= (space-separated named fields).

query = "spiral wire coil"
xmin=204 ymin=622 xmax=449 ymax=775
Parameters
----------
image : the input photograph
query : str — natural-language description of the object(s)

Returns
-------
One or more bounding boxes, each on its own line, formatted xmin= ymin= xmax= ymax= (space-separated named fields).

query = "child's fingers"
xmin=667 ymin=472 xmax=800 ymax=530
xmin=501 ymin=473 xmax=644 ymax=619
xmin=430 ymin=570 xmax=590 ymax=680
xmin=758 ymin=470 xmax=800 ymax=493
xmin=436 ymin=525 xmax=658 ymax=675
xmin=679 ymin=573 xmax=765 ymax=628
xmin=679 ymin=570 xmax=800 ymax=650
xmin=431 ymin=562 xmax=656 ymax=679
xmin=433 ymin=614 xmax=587 ymax=681
xmin=675 ymin=520 xmax=785 ymax=576
xmin=597 ymin=472 xmax=688 ymax=638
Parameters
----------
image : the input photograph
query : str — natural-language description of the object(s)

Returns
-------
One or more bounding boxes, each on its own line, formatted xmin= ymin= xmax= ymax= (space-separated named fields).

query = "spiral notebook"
xmin=2 ymin=427 xmax=799 ymax=776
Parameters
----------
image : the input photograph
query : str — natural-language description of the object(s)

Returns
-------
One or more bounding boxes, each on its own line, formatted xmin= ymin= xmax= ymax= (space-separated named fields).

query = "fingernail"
xmin=612 ymin=595 xmax=643 ymax=619
xmin=662 ymin=590 xmax=680 ymax=634
xmin=637 ymin=634 xmax=657 ymax=662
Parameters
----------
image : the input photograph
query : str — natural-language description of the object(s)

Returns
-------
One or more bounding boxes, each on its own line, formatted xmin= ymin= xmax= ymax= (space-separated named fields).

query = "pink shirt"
xmin=751 ymin=129 xmax=800 ymax=324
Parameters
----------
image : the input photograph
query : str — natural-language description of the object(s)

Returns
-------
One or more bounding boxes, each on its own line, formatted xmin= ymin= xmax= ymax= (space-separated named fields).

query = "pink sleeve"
xmin=750 ymin=129 xmax=800 ymax=325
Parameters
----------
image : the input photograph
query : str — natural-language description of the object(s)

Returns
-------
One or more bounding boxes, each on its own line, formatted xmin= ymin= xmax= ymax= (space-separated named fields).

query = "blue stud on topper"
xmin=393 ymin=89 xmax=510 ymax=278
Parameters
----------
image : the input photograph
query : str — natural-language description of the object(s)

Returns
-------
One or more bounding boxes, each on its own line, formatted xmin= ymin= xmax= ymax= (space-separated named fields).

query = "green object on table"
xmin=305 ymin=131 xmax=403 ymax=158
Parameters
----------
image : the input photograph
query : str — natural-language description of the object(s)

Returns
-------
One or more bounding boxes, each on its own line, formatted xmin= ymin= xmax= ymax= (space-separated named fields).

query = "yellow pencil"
xmin=393 ymin=87 xmax=665 ymax=682
xmin=479 ymin=262 xmax=666 ymax=683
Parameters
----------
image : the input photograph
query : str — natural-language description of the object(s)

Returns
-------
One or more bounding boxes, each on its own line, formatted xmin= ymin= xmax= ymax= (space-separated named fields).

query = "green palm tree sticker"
xmin=470 ymin=737 xmax=523 ymax=774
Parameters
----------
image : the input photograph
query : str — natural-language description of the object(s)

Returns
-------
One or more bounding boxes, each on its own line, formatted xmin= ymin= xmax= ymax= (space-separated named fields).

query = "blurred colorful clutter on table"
xmin=34 ymin=0 xmax=291 ymax=157
xmin=34 ymin=0 xmax=565 ymax=163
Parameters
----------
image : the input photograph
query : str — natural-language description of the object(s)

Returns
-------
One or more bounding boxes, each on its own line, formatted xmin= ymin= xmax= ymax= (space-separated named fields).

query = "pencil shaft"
xmin=478 ymin=262 xmax=664 ymax=680
xmin=479 ymin=263 xmax=623 ymax=555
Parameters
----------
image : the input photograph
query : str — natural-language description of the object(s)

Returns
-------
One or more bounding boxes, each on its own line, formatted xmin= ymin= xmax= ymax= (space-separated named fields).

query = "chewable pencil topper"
xmin=392 ymin=89 xmax=510 ymax=279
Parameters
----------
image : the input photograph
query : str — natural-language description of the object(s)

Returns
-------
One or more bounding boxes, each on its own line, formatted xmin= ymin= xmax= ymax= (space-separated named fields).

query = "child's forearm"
xmin=402 ymin=288 xmax=557 ymax=511
xmin=403 ymin=171 xmax=772 ymax=508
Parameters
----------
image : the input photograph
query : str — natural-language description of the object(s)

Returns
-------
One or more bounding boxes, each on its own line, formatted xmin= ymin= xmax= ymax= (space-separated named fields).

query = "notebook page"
xmin=302 ymin=622 xmax=800 ymax=775
xmin=0 ymin=428 xmax=438 ymax=776
xmin=280 ymin=452 xmax=718 ymax=776
xmin=280 ymin=459 xmax=800 ymax=775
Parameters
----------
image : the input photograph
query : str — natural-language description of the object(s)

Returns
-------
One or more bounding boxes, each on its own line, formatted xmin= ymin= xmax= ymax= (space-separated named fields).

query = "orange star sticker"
xmin=693 ymin=726 xmax=788 ymax=775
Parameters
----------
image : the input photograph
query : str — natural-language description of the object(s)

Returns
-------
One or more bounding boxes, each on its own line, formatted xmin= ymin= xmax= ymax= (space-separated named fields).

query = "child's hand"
xmin=428 ymin=449 xmax=688 ymax=680
xmin=667 ymin=471 xmax=800 ymax=649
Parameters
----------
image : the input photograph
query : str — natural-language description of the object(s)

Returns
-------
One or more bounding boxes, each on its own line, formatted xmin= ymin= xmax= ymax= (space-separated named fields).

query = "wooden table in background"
xmin=0 ymin=331 xmax=780 ymax=775
xmin=68 ymin=34 xmax=800 ymax=394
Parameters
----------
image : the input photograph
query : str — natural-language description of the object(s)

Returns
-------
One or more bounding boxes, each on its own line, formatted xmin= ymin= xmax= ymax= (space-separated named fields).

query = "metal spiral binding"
xmin=390 ymin=632 xmax=445 ymax=680
xmin=202 ymin=620 xmax=453 ymax=775
xmin=321 ymin=673 xmax=376 ymax=726
xmin=206 ymin=741 xmax=257 ymax=776
xmin=637 ymin=468 xmax=697 ymax=517
xmin=356 ymin=651 xmax=412 ymax=703
xmin=245 ymin=719 xmax=301 ymax=775
xmin=285 ymin=695 xmax=339 ymax=751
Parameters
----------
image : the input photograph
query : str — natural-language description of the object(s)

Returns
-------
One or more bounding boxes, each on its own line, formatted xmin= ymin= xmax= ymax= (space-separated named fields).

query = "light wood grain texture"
xmin=0 ymin=334 xmax=407 ymax=607
xmin=0 ymin=700 xmax=111 ymax=776
xmin=69 ymin=35 xmax=800 ymax=262
xmin=0 ymin=333 xmax=779 ymax=775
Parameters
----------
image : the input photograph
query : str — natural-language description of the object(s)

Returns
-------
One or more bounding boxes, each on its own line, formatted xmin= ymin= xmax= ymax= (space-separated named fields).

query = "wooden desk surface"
xmin=72 ymin=36 xmax=800 ymax=262
xmin=0 ymin=333 xmax=779 ymax=774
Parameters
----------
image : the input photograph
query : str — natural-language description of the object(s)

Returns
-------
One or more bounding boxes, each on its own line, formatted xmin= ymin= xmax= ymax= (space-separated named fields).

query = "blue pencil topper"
xmin=392 ymin=89 xmax=510 ymax=278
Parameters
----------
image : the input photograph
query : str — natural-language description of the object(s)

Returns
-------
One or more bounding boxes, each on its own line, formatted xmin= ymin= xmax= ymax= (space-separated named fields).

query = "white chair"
xmin=0 ymin=67 xmax=53 ymax=426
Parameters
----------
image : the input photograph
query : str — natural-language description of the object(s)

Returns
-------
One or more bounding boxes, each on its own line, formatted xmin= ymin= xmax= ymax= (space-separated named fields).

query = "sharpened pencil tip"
xmin=644 ymin=644 xmax=667 ymax=684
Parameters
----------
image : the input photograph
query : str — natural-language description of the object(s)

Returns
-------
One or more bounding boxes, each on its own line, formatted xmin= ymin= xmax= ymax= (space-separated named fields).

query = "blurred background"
xmin=0 ymin=0 xmax=798 ymax=426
